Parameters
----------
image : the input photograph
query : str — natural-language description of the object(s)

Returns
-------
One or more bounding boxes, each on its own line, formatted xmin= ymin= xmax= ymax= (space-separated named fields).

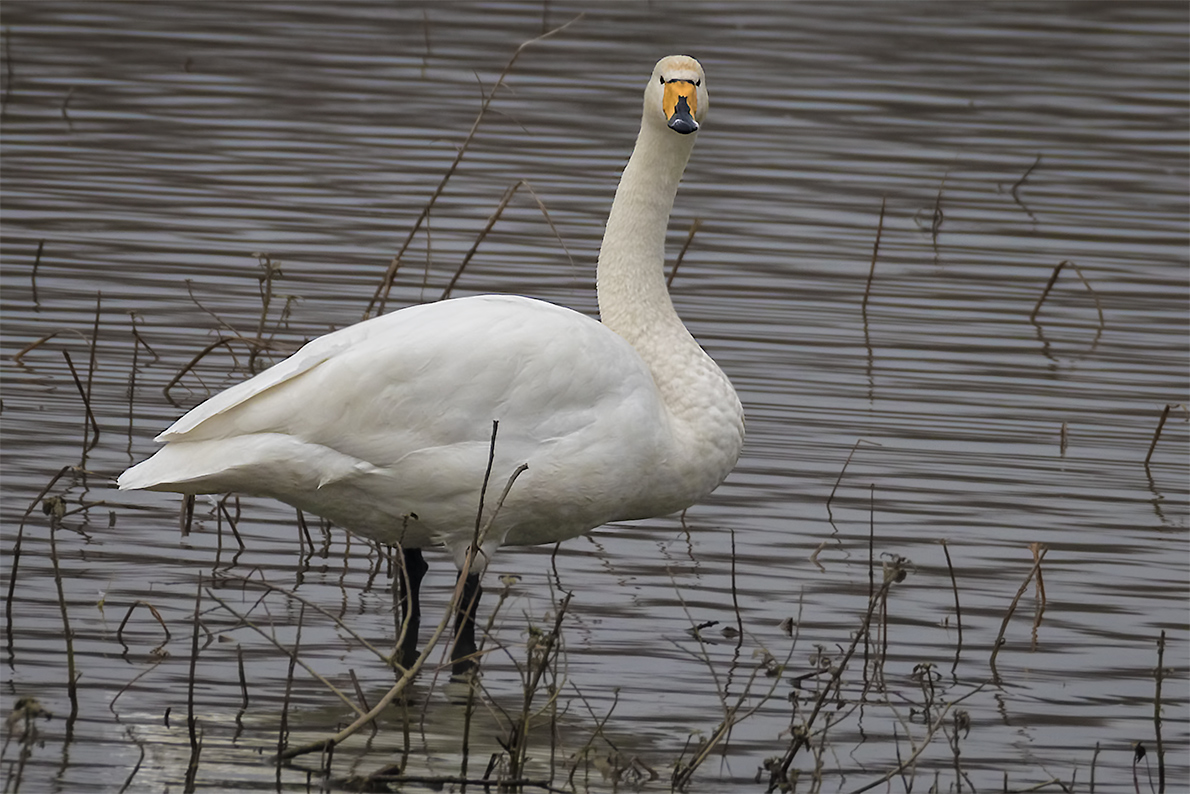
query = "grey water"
xmin=2 ymin=2 xmax=1187 ymax=792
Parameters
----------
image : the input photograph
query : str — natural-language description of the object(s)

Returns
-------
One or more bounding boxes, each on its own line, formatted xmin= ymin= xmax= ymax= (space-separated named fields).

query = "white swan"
xmin=118 ymin=55 xmax=744 ymax=675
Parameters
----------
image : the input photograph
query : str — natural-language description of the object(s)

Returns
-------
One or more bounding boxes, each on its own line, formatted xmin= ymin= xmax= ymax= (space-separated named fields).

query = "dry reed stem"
xmin=940 ymin=539 xmax=963 ymax=669
xmin=62 ymin=350 xmax=100 ymax=452
xmin=672 ymin=652 xmax=787 ymax=791
xmin=85 ymin=292 xmax=101 ymax=428
xmin=769 ymin=559 xmax=908 ymax=788
xmin=861 ymin=197 xmax=887 ymax=314
xmin=1154 ymin=630 xmax=1166 ymax=794
xmin=116 ymin=600 xmax=171 ymax=650
xmin=46 ymin=509 xmax=79 ymax=721
xmin=365 ymin=14 xmax=584 ymax=318
xmin=508 ymin=592 xmax=574 ymax=780
xmin=1029 ymin=259 xmax=1105 ymax=329
xmin=184 ymin=573 xmax=203 ymax=793
xmin=251 ymin=253 xmax=282 ymax=370
xmin=362 ymin=772 xmax=567 ymax=792
xmin=205 ymin=591 xmax=367 ymax=718
xmin=440 ymin=179 xmax=574 ymax=301
xmin=60 ymin=85 xmax=74 ymax=128
xmin=162 ymin=336 xmax=268 ymax=406
xmin=1008 ymin=154 xmax=1042 ymax=222
xmin=30 ymin=239 xmax=43 ymax=307
xmin=6 ymin=466 xmax=76 ymax=647
xmin=826 ymin=438 xmax=884 ymax=519
xmin=1029 ymin=541 xmax=1047 ymax=605
xmin=989 ymin=546 xmax=1048 ymax=669
xmin=1144 ymin=403 xmax=1176 ymax=465
xmin=276 ymin=603 xmax=303 ymax=773
xmin=237 ymin=644 xmax=248 ymax=710
xmin=219 ymin=574 xmax=392 ymax=664
xmin=11 ymin=328 xmax=91 ymax=363
xmin=667 ymin=218 xmax=703 ymax=288
xmin=276 ymin=463 xmax=528 ymax=762
xmin=117 ymin=741 xmax=145 ymax=794
xmin=849 ymin=682 xmax=988 ymax=794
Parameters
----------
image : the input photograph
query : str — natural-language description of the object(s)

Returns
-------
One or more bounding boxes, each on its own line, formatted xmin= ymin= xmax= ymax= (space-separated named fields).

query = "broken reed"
xmin=365 ymin=13 xmax=584 ymax=318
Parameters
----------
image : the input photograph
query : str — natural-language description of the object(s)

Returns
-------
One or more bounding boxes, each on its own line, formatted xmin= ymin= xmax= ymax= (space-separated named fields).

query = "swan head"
xmin=647 ymin=55 xmax=707 ymax=136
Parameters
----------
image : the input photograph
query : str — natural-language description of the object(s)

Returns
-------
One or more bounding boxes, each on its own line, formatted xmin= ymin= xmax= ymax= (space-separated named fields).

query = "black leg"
xmin=452 ymin=571 xmax=483 ymax=677
xmin=395 ymin=546 xmax=428 ymax=670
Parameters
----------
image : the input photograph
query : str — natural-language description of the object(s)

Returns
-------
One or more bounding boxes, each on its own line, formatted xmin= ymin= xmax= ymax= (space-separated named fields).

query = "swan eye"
xmin=695 ymin=79 xmax=701 ymax=86
xmin=659 ymin=75 xmax=665 ymax=84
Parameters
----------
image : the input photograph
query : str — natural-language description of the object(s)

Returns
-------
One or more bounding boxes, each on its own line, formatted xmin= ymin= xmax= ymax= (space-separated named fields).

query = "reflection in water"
xmin=1 ymin=2 xmax=1186 ymax=792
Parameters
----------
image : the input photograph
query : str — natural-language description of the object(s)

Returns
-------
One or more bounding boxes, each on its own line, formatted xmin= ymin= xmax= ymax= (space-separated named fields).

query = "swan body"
xmin=119 ymin=55 xmax=743 ymax=670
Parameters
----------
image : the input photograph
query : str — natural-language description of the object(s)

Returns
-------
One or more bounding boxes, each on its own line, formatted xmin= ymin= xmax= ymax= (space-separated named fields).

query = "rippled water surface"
xmin=2 ymin=3 xmax=1187 ymax=792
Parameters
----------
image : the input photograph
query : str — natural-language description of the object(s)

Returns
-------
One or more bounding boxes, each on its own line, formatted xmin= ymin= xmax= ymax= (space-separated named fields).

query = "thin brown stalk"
xmin=31 ymin=239 xmax=43 ymax=307
xmin=237 ymin=644 xmax=248 ymax=710
xmin=509 ymin=592 xmax=573 ymax=780
xmin=205 ymin=591 xmax=366 ymax=717
xmin=6 ymin=466 xmax=76 ymax=648
xmin=1144 ymin=404 xmax=1174 ymax=465
xmin=667 ymin=218 xmax=703 ymax=288
xmin=11 ymin=329 xmax=90 ymax=363
xmin=826 ymin=438 xmax=884 ymax=519
xmin=861 ymin=197 xmax=886 ymax=314
xmin=184 ymin=573 xmax=203 ymax=793
xmin=771 ymin=560 xmax=910 ymax=788
xmin=847 ymin=683 xmax=989 ymax=794
xmin=276 ymin=603 xmax=304 ymax=766
xmin=940 ymin=539 xmax=963 ymax=668
xmin=441 ymin=180 xmax=574 ymax=300
xmin=60 ymin=85 xmax=74 ymax=128
xmin=218 ymin=574 xmax=391 ymax=664
xmin=1154 ymin=630 xmax=1166 ymax=794
xmin=1009 ymin=154 xmax=1042 ymax=222
xmin=116 ymin=600 xmax=171 ymax=650
xmin=62 ymin=350 xmax=100 ymax=451
xmin=163 ymin=337 xmax=267 ymax=407
xmin=216 ymin=496 xmax=246 ymax=550
xmin=366 ymin=14 xmax=584 ymax=318
xmin=47 ymin=509 xmax=79 ymax=721
xmin=1029 ymin=259 xmax=1105 ymax=329
xmin=85 ymin=293 xmax=101 ymax=429
xmin=989 ymin=546 xmax=1048 ymax=669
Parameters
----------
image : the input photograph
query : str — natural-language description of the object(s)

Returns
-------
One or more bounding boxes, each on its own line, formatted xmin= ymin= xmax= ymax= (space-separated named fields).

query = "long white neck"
xmin=597 ymin=118 xmax=694 ymax=340
xmin=596 ymin=114 xmax=744 ymax=499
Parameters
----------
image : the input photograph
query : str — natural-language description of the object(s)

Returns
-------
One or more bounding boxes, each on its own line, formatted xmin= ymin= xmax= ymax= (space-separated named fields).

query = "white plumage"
xmin=119 ymin=55 xmax=744 ymax=672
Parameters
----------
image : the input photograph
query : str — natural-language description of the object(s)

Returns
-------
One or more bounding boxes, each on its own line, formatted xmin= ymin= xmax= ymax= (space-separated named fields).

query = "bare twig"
xmin=1154 ymin=630 xmax=1166 ymax=794
xmin=62 ymin=350 xmax=100 ymax=452
xmin=861 ymin=197 xmax=887 ymax=314
xmin=1145 ymin=403 xmax=1177 ymax=465
xmin=667 ymin=218 xmax=702 ymax=288
xmin=47 ymin=508 xmax=79 ymax=721
xmin=940 ymin=539 xmax=963 ymax=669
xmin=826 ymin=439 xmax=884 ymax=519
xmin=989 ymin=547 xmax=1048 ymax=669
xmin=184 ymin=574 xmax=203 ymax=793
xmin=31 ymin=239 xmax=43 ymax=307
xmin=116 ymin=600 xmax=172 ymax=651
xmin=441 ymin=180 xmax=573 ymax=300
xmin=847 ymin=683 xmax=988 ymax=793
xmin=1029 ymin=260 xmax=1104 ymax=329
xmin=365 ymin=14 xmax=584 ymax=318
xmin=1008 ymin=154 xmax=1042 ymax=222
